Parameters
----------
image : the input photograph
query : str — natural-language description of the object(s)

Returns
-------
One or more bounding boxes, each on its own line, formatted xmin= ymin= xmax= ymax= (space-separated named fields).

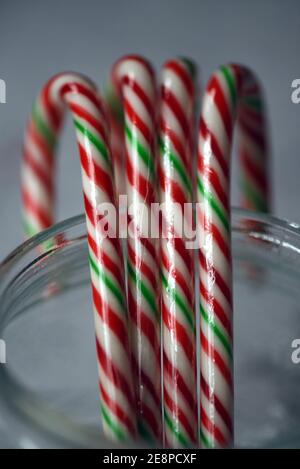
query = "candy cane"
xmin=105 ymin=82 xmax=126 ymax=196
xmin=111 ymin=55 xmax=161 ymax=441
xmin=197 ymin=64 xmax=271 ymax=448
xmin=159 ymin=58 xmax=198 ymax=447
xmin=22 ymin=72 xmax=137 ymax=441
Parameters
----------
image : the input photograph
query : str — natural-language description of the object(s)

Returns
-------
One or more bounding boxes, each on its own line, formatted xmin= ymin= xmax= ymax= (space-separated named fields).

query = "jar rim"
xmin=2 ymin=208 xmax=300 ymax=273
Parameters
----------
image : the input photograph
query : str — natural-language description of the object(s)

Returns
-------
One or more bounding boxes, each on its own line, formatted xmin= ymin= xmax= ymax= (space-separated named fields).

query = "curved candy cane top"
xmin=198 ymin=64 xmax=271 ymax=448
xmin=111 ymin=55 xmax=157 ymax=205
xmin=22 ymin=72 xmax=115 ymax=233
xmin=199 ymin=63 xmax=271 ymax=217
xmin=22 ymin=72 xmax=137 ymax=441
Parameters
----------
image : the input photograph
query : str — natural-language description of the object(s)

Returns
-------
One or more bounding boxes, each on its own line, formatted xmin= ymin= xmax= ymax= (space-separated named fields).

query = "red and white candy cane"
xmin=197 ymin=64 xmax=271 ymax=448
xmin=111 ymin=56 xmax=161 ymax=441
xmin=22 ymin=72 xmax=137 ymax=441
xmin=159 ymin=58 xmax=198 ymax=447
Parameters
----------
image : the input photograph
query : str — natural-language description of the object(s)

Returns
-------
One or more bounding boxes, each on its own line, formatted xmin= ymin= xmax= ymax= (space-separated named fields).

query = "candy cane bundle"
xmin=22 ymin=72 xmax=137 ymax=441
xmin=197 ymin=64 xmax=271 ymax=448
xmin=21 ymin=58 xmax=272 ymax=449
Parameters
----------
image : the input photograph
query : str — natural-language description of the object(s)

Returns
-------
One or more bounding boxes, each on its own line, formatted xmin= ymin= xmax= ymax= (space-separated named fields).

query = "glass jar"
xmin=0 ymin=209 xmax=300 ymax=448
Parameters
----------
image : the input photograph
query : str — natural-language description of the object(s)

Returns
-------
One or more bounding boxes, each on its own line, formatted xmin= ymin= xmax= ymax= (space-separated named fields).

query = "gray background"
xmin=0 ymin=0 xmax=300 ymax=449
xmin=0 ymin=0 xmax=300 ymax=259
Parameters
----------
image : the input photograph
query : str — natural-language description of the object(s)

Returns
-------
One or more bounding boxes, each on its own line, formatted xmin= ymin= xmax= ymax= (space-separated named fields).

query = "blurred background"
xmin=0 ymin=0 xmax=300 ymax=258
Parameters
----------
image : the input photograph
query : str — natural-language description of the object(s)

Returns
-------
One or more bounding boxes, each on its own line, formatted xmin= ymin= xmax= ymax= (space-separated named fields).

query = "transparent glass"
xmin=0 ymin=209 xmax=300 ymax=448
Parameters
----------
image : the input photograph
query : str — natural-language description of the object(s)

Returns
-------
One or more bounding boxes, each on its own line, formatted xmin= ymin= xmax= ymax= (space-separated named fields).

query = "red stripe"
xmin=199 ymin=251 xmax=232 ymax=307
xmin=161 ymin=87 xmax=189 ymax=137
xmin=200 ymin=119 xmax=229 ymax=180
xmin=41 ymin=77 xmax=63 ymax=131
xmin=127 ymin=287 xmax=160 ymax=362
xmin=159 ymin=166 xmax=188 ymax=207
xmin=28 ymin=119 xmax=54 ymax=168
xmin=92 ymin=285 xmax=129 ymax=353
xmin=139 ymin=235 xmax=157 ymax=262
xmin=163 ymin=351 xmax=197 ymax=414
xmin=164 ymin=59 xmax=194 ymax=97
xmin=100 ymin=383 xmax=135 ymax=435
xmin=239 ymin=118 xmax=267 ymax=152
xmin=122 ymin=76 xmax=155 ymax=122
xmin=162 ymin=301 xmax=195 ymax=363
xmin=130 ymin=349 xmax=160 ymax=409
xmin=161 ymin=250 xmax=193 ymax=307
xmin=23 ymin=148 xmax=54 ymax=196
xmin=239 ymin=106 xmax=264 ymax=127
xmin=138 ymin=405 xmax=160 ymax=439
xmin=201 ymin=372 xmax=233 ymax=434
xmin=127 ymin=242 xmax=157 ymax=291
xmin=164 ymin=387 xmax=196 ymax=442
xmin=69 ymin=101 xmax=109 ymax=147
xmin=128 ymin=287 xmax=161 ymax=416
xmin=60 ymin=81 xmax=105 ymax=116
xmin=200 ymin=404 xmax=228 ymax=447
xmin=113 ymin=55 xmax=155 ymax=82
xmin=79 ymin=142 xmax=114 ymax=201
xmin=200 ymin=330 xmax=233 ymax=389
xmin=88 ymin=234 xmax=124 ymax=290
xmin=198 ymin=156 xmax=229 ymax=213
xmin=239 ymin=147 xmax=269 ymax=194
xmin=124 ymin=98 xmax=154 ymax=149
xmin=22 ymin=188 xmax=53 ymax=229
xmin=203 ymin=214 xmax=231 ymax=264
xmin=126 ymin=218 xmax=157 ymax=263
xmin=207 ymin=75 xmax=233 ymax=139
xmin=126 ymin=153 xmax=155 ymax=204
xmin=96 ymin=338 xmax=135 ymax=408
xmin=200 ymin=282 xmax=232 ymax=339
xmin=84 ymin=194 xmax=122 ymax=257
xmin=160 ymin=118 xmax=190 ymax=171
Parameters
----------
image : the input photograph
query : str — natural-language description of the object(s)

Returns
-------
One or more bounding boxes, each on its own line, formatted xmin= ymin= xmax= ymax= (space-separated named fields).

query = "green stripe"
xmin=137 ymin=419 xmax=155 ymax=443
xmin=159 ymin=138 xmax=193 ymax=197
xmin=100 ymin=403 xmax=126 ymax=441
xmin=89 ymin=254 xmax=126 ymax=312
xmin=220 ymin=65 xmax=237 ymax=108
xmin=104 ymin=83 xmax=124 ymax=123
xmin=200 ymin=304 xmax=232 ymax=360
xmin=164 ymin=409 xmax=190 ymax=447
xmin=125 ymin=123 xmax=155 ymax=178
xmin=197 ymin=178 xmax=229 ymax=233
xmin=32 ymin=105 xmax=57 ymax=149
xmin=240 ymin=176 xmax=268 ymax=213
xmin=23 ymin=218 xmax=54 ymax=251
xmin=243 ymin=96 xmax=263 ymax=112
xmin=127 ymin=261 xmax=158 ymax=319
xmin=200 ymin=428 xmax=213 ymax=448
xmin=74 ymin=119 xmax=110 ymax=165
xmin=161 ymin=270 xmax=195 ymax=333
xmin=178 ymin=56 xmax=196 ymax=80
xmin=23 ymin=218 xmax=38 ymax=238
